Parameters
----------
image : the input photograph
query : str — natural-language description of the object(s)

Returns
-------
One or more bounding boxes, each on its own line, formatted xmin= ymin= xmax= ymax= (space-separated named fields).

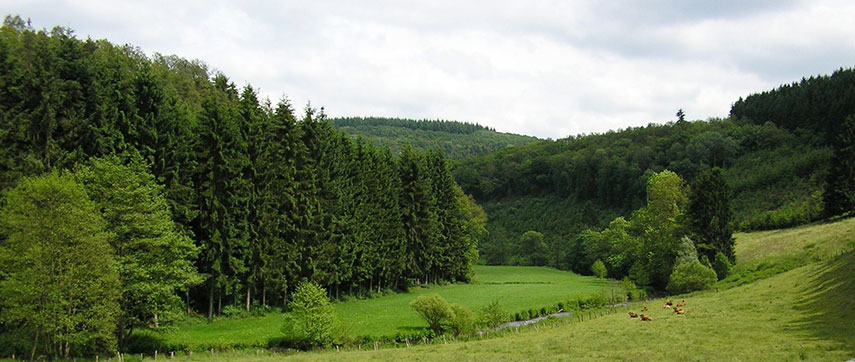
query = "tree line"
xmin=0 ymin=16 xmax=485 ymax=357
xmin=332 ymin=117 xmax=494 ymax=134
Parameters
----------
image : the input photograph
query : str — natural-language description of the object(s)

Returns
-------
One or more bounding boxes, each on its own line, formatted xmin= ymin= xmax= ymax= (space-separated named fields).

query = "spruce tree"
xmin=686 ymin=166 xmax=735 ymax=262
xmin=823 ymin=115 xmax=855 ymax=216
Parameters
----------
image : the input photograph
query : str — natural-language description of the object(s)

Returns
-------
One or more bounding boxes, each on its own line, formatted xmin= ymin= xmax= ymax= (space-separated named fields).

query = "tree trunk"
xmin=207 ymin=280 xmax=214 ymax=322
xmin=245 ymin=283 xmax=251 ymax=312
xmin=262 ymin=284 xmax=267 ymax=307
xmin=30 ymin=331 xmax=39 ymax=361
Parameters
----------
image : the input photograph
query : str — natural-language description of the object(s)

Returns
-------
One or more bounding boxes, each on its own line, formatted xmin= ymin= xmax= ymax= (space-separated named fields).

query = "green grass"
xmin=718 ymin=216 xmax=855 ymax=289
xmin=144 ymin=216 xmax=855 ymax=361
xmin=135 ymin=265 xmax=613 ymax=350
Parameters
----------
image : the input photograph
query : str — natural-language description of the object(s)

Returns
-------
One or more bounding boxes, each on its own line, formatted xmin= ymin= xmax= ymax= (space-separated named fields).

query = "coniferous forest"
xmin=0 ymin=17 xmax=484 ymax=356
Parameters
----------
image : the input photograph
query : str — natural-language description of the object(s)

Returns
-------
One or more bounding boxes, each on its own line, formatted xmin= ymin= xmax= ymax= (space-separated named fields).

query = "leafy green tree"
xmin=73 ymin=156 xmax=201 ymax=348
xmin=634 ymin=170 xmax=687 ymax=289
xmin=518 ymin=230 xmax=548 ymax=266
xmin=687 ymin=166 xmax=735 ymax=262
xmin=823 ymin=115 xmax=855 ymax=217
xmin=477 ymin=300 xmax=508 ymax=329
xmin=0 ymin=172 xmax=120 ymax=358
xmin=447 ymin=303 xmax=475 ymax=336
xmin=410 ymin=294 xmax=453 ymax=334
xmin=666 ymin=259 xmax=717 ymax=294
xmin=591 ymin=259 xmax=608 ymax=278
xmin=281 ymin=281 xmax=339 ymax=349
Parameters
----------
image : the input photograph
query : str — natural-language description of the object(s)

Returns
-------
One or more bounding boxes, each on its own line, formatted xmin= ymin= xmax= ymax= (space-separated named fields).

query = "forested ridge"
xmin=0 ymin=17 xmax=484 ymax=357
xmin=457 ymin=69 xmax=855 ymax=274
xmin=331 ymin=116 xmax=539 ymax=159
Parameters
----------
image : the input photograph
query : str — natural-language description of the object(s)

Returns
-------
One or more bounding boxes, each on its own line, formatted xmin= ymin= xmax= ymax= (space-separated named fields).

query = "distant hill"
xmin=454 ymin=68 xmax=855 ymax=269
xmin=331 ymin=117 xmax=540 ymax=159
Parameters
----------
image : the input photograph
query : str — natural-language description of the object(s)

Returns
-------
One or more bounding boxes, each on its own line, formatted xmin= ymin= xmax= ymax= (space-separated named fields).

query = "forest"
xmin=0 ymin=17 xmax=485 ymax=357
xmin=331 ymin=116 xmax=539 ymax=159
xmin=454 ymin=69 xmax=855 ymax=274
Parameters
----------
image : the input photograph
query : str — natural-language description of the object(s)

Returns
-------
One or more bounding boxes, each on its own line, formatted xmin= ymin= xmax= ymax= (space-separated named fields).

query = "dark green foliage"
xmin=331 ymin=116 xmax=538 ymax=159
xmin=823 ymin=115 xmax=855 ymax=217
xmin=0 ymin=19 xmax=484 ymax=353
xmin=687 ymin=167 xmax=735 ymax=262
xmin=713 ymin=252 xmax=732 ymax=281
xmin=518 ymin=231 xmax=549 ymax=266
xmin=730 ymin=67 xmax=855 ymax=137
xmin=0 ymin=172 xmax=121 ymax=358
xmin=666 ymin=259 xmax=717 ymax=294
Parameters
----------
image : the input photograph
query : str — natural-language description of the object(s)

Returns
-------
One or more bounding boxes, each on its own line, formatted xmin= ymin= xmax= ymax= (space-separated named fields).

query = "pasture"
xmin=136 ymin=265 xmax=614 ymax=350
xmin=141 ymin=216 xmax=855 ymax=361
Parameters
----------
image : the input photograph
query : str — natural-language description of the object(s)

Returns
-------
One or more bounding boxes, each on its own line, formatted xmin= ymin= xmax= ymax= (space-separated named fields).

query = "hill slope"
xmin=332 ymin=117 xmax=540 ymax=159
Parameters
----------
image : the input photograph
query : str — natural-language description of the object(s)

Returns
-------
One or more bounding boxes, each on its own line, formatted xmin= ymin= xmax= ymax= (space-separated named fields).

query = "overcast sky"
xmin=5 ymin=1 xmax=855 ymax=138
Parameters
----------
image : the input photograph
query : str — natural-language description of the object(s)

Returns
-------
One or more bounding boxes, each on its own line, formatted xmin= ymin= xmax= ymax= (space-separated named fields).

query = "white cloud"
xmin=4 ymin=0 xmax=855 ymax=138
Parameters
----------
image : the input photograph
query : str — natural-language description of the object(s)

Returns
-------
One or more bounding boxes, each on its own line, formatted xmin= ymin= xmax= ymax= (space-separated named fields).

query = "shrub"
xmin=447 ymin=304 xmax=475 ymax=336
xmin=410 ymin=294 xmax=452 ymax=334
xmin=222 ymin=305 xmax=249 ymax=319
xmin=713 ymin=251 xmax=733 ymax=280
xmin=478 ymin=300 xmax=508 ymax=329
xmin=591 ymin=259 xmax=608 ymax=278
xmin=666 ymin=260 xmax=717 ymax=294
xmin=281 ymin=281 xmax=339 ymax=349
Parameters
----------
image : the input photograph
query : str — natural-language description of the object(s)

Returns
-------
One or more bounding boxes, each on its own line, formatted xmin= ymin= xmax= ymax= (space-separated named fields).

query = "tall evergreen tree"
xmin=823 ymin=115 xmax=855 ymax=217
xmin=686 ymin=166 xmax=735 ymax=262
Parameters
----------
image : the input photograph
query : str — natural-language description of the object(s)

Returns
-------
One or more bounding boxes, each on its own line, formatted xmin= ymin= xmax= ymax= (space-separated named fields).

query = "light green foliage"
xmin=0 ymin=172 xmax=120 ymax=358
xmin=477 ymin=299 xmax=508 ymax=329
xmin=73 ymin=156 xmax=202 ymax=347
xmin=674 ymin=236 xmax=699 ymax=265
xmin=666 ymin=259 xmax=717 ymax=294
xmin=447 ymin=303 xmax=475 ymax=336
xmin=591 ymin=259 xmax=607 ymax=278
xmin=282 ymin=281 xmax=339 ymax=349
xmin=410 ymin=294 xmax=453 ymax=334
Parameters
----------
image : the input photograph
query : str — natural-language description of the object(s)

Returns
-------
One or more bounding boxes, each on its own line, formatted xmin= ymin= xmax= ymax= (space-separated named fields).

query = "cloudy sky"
xmin=5 ymin=1 xmax=855 ymax=138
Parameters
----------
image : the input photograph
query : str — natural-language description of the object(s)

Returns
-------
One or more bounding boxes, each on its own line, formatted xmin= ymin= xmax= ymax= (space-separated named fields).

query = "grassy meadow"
xmin=131 ymin=216 xmax=855 ymax=361
xmin=135 ymin=266 xmax=614 ymax=350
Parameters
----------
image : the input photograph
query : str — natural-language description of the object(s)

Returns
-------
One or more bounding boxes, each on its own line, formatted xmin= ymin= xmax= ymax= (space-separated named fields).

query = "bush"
xmin=410 ymin=294 xmax=453 ymax=334
xmin=447 ymin=304 xmax=475 ymax=336
xmin=666 ymin=260 xmax=717 ymax=294
xmin=713 ymin=252 xmax=732 ymax=280
xmin=281 ymin=281 xmax=339 ymax=349
xmin=221 ymin=305 xmax=249 ymax=319
xmin=591 ymin=259 xmax=608 ymax=278
xmin=478 ymin=300 xmax=508 ymax=329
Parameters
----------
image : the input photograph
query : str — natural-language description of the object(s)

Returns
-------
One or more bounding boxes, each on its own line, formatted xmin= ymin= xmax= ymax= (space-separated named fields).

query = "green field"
xmin=138 ymin=265 xmax=613 ymax=350
xmin=143 ymin=216 xmax=855 ymax=361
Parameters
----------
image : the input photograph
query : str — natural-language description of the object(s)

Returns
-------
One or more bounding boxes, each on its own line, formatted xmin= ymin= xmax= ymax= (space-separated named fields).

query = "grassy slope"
xmin=144 ymin=266 xmax=612 ymax=349
xmin=159 ymin=216 xmax=855 ymax=361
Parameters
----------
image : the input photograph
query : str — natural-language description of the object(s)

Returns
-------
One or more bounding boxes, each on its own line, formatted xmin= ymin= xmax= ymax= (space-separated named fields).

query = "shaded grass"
xmin=133 ymin=266 xmax=612 ymax=351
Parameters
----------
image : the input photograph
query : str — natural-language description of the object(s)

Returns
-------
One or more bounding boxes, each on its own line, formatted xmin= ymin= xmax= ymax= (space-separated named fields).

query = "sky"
xmin=4 ymin=1 xmax=855 ymax=139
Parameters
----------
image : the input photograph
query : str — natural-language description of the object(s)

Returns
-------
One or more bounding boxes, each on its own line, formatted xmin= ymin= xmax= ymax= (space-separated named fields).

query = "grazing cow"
xmin=629 ymin=312 xmax=639 ymax=318
xmin=640 ymin=314 xmax=653 ymax=321
xmin=665 ymin=300 xmax=674 ymax=306
xmin=642 ymin=306 xmax=648 ymax=312
xmin=663 ymin=303 xmax=672 ymax=309
xmin=674 ymin=308 xmax=685 ymax=315
xmin=676 ymin=300 xmax=686 ymax=307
